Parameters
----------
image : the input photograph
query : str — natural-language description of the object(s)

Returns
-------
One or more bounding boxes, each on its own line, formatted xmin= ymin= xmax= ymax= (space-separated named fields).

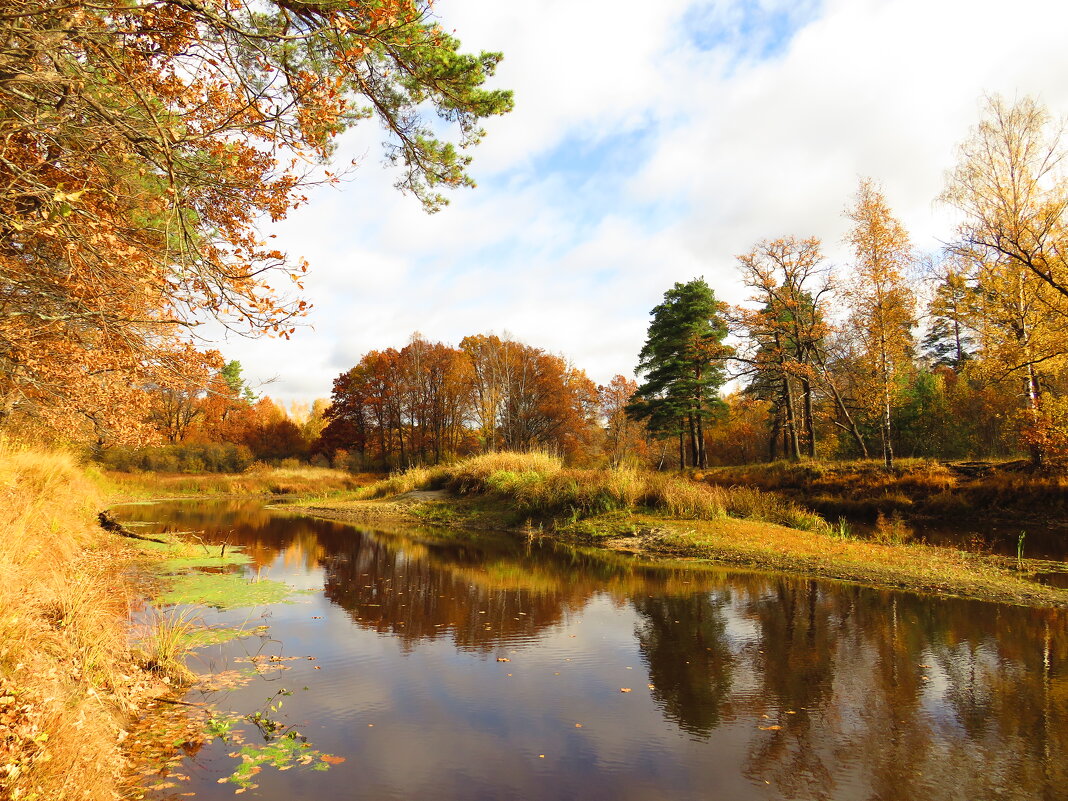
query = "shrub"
xmin=98 ymin=443 xmax=254 ymax=473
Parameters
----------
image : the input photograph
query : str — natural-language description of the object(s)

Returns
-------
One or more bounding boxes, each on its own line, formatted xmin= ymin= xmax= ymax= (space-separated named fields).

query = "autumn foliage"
xmin=0 ymin=0 xmax=510 ymax=442
xmin=319 ymin=333 xmax=607 ymax=468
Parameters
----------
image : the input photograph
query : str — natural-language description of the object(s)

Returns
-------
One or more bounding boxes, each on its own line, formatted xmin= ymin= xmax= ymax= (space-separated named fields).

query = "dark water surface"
xmin=123 ymin=500 xmax=1068 ymax=801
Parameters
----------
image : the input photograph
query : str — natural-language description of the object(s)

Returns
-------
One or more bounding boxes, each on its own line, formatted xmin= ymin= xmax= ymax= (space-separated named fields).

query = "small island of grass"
xmin=294 ymin=451 xmax=1068 ymax=609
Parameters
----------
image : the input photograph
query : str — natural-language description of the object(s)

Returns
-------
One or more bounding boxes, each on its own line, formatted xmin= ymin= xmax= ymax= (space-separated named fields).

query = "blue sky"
xmin=217 ymin=0 xmax=1068 ymax=406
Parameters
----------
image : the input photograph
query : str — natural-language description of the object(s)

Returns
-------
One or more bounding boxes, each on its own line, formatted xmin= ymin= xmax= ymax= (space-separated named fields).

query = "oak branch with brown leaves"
xmin=0 ymin=0 xmax=512 ymax=440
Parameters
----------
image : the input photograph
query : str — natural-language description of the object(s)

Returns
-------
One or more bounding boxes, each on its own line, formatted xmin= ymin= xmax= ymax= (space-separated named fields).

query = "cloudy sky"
xmin=218 ymin=0 xmax=1068 ymax=405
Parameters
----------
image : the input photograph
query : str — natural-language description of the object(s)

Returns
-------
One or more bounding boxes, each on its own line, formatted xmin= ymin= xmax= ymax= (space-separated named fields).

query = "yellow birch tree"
xmin=843 ymin=179 xmax=917 ymax=469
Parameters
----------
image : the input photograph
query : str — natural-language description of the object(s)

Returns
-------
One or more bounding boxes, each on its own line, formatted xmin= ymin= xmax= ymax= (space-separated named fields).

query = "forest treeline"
xmin=246 ymin=96 xmax=1068 ymax=472
xmin=11 ymin=90 xmax=1068 ymax=474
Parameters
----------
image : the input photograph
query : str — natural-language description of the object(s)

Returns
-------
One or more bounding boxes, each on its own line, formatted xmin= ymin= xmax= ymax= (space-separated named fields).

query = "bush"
xmin=97 ymin=443 xmax=254 ymax=473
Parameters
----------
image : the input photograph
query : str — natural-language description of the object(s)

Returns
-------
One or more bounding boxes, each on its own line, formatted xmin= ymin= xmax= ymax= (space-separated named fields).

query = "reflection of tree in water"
xmin=740 ymin=579 xmax=840 ymax=800
xmin=728 ymin=579 xmax=1068 ymax=801
xmin=321 ymin=532 xmax=586 ymax=652
xmin=318 ymin=525 xmax=732 ymax=654
xmin=129 ymin=502 xmax=1068 ymax=800
xmin=632 ymin=592 xmax=732 ymax=738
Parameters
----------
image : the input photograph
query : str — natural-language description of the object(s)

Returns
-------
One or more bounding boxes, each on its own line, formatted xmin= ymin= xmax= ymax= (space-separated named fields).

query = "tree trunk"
xmin=695 ymin=406 xmax=707 ymax=468
xmin=801 ymin=376 xmax=816 ymax=458
xmin=1025 ymin=362 xmax=1044 ymax=467
xmin=687 ymin=412 xmax=699 ymax=469
xmin=782 ymin=375 xmax=801 ymax=460
xmin=812 ymin=348 xmax=869 ymax=458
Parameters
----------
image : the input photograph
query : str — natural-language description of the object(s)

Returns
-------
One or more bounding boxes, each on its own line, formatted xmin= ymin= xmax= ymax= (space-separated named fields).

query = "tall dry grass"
xmin=0 ymin=448 xmax=145 ymax=800
xmin=105 ymin=462 xmax=367 ymax=500
xmin=358 ymin=452 xmax=828 ymax=532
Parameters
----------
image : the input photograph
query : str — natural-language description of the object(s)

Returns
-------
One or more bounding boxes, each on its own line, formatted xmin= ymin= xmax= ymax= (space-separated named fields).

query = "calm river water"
xmin=122 ymin=500 xmax=1067 ymax=801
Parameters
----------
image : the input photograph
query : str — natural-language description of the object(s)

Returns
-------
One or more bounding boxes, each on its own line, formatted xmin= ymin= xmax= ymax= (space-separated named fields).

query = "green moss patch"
xmin=159 ymin=553 xmax=253 ymax=572
xmin=158 ymin=572 xmax=304 ymax=609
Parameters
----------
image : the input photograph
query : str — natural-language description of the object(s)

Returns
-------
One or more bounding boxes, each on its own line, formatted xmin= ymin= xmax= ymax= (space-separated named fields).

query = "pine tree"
xmin=626 ymin=279 xmax=731 ymax=468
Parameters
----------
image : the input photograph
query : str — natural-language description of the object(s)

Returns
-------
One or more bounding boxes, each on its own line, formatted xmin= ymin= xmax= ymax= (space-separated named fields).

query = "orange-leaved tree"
xmin=0 ymin=0 xmax=512 ymax=439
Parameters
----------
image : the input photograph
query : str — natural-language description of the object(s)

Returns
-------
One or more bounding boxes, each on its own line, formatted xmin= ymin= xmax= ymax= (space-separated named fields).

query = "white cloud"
xmin=217 ymin=0 xmax=1068 ymax=403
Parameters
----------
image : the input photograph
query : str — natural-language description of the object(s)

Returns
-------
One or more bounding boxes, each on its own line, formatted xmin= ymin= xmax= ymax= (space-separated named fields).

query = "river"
xmin=122 ymin=499 xmax=1067 ymax=801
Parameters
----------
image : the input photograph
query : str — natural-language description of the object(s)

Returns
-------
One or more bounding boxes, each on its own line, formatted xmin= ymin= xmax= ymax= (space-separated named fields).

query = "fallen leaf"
xmin=758 ymin=725 xmax=782 ymax=731
xmin=619 ymin=688 xmax=632 ymax=693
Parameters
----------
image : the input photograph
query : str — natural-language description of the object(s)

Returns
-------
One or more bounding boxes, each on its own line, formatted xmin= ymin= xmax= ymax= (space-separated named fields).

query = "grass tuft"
xmin=135 ymin=609 xmax=199 ymax=685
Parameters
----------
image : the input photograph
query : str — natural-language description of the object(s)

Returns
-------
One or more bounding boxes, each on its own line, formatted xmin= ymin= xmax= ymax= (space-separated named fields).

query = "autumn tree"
xmin=599 ymin=376 xmax=649 ymax=467
xmin=496 ymin=346 xmax=599 ymax=458
xmin=628 ymin=279 xmax=731 ymax=469
xmin=843 ymin=180 xmax=917 ymax=469
xmin=0 ymin=0 xmax=511 ymax=438
xmin=735 ymin=237 xmax=835 ymax=460
xmin=943 ymin=96 xmax=1068 ymax=464
xmin=943 ymin=96 xmax=1068 ymax=302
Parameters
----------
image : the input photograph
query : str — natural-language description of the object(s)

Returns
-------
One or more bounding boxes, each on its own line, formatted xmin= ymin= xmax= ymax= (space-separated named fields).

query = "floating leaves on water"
xmin=758 ymin=725 xmax=782 ymax=731
xmin=496 ymin=657 xmax=510 ymax=662
xmin=619 ymin=688 xmax=632 ymax=693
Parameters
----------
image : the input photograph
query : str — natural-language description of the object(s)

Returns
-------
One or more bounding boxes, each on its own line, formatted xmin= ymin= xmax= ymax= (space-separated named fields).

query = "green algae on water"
xmin=159 ymin=571 xmax=302 ymax=609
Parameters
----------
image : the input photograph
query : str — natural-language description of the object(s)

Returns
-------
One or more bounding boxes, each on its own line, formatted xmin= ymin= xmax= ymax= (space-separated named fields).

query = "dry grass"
xmin=638 ymin=513 xmax=1068 ymax=608
xmin=134 ymin=610 xmax=200 ymax=686
xmin=696 ymin=458 xmax=1068 ymax=522
xmin=104 ymin=463 xmax=368 ymax=500
xmin=355 ymin=452 xmax=829 ymax=533
xmin=0 ymin=447 xmax=150 ymax=801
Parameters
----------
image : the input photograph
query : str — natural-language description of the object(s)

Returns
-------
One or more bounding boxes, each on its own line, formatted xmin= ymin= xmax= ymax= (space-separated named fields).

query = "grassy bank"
xmin=352 ymin=451 xmax=828 ymax=532
xmin=104 ymin=462 xmax=371 ymax=501
xmin=0 ymin=449 xmax=171 ymax=800
xmin=297 ymin=452 xmax=1068 ymax=609
xmin=696 ymin=458 xmax=1068 ymax=525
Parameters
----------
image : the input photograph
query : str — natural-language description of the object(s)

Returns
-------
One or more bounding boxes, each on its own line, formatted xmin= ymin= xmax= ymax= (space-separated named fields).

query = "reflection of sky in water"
xmin=127 ymin=500 xmax=1068 ymax=801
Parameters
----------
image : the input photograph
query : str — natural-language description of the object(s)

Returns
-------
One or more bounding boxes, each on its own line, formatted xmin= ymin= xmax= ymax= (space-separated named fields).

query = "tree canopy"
xmin=0 ymin=0 xmax=512 ymax=439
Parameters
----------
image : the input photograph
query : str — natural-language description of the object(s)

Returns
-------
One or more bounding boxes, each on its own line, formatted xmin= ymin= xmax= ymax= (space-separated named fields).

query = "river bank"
xmin=292 ymin=456 xmax=1068 ymax=609
xmin=0 ymin=450 xmax=197 ymax=801
xmin=696 ymin=458 xmax=1068 ymax=530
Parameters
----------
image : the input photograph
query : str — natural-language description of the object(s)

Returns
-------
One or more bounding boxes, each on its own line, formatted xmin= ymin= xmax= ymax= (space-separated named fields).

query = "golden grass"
xmin=0 ymin=447 xmax=147 ymax=801
xmin=696 ymin=458 xmax=1068 ymax=521
xmin=354 ymin=451 xmax=829 ymax=532
xmin=134 ymin=609 xmax=200 ymax=686
xmin=104 ymin=463 xmax=368 ymax=500
xmin=636 ymin=513 xmax=1067 ymax=608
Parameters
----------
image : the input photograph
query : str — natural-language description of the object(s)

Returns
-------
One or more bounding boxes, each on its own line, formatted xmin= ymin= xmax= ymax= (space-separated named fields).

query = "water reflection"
xmin=124 ymin=500 xmax=1067 ymax=801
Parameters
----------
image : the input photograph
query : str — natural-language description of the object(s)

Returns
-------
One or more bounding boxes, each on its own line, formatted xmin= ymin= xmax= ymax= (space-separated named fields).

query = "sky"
xmin=214 ymin=0 xmax=1068 ymax=406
